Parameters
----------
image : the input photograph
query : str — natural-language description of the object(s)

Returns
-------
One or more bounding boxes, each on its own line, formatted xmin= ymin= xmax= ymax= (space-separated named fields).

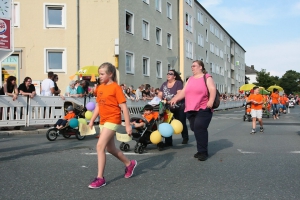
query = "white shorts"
xmin=251 ymin=109 xmax=262 ymax=119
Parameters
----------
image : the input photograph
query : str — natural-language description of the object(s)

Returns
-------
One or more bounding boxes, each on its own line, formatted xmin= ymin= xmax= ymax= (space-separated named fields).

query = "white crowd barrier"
xmin=0 ymin=96 xmax=244 ymax=127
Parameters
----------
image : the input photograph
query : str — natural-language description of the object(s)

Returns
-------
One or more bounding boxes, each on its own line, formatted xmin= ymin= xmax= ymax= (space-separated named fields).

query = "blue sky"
xmin=198 ymin=0 xmax=300 ymax=77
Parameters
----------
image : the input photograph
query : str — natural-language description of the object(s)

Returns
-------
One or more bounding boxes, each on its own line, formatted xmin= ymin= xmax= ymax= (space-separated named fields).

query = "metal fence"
xmin=0 ymin=96 xmax=244 ymax=127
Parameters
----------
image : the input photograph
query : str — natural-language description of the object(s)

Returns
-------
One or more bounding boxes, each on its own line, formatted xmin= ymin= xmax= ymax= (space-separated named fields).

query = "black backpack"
xmin=203 ymin=74 xmax=220 ymax=109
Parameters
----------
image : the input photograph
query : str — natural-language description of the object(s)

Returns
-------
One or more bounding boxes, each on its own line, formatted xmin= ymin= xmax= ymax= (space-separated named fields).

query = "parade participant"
xmin=170 ymin=60 xmax=216 ymax=161
xmin=271 ymin=88 xmax=280 ymax=119
xmin=280 ymin=94 xmax=289 ymax=114
xmin=247 ymin=86 xmax=264 ymax=134
xmin=88 ymin=62 xmax=137 ymax=189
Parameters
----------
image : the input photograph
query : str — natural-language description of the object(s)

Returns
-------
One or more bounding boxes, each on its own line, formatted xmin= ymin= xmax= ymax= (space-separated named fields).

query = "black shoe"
xmin=182 ymin=138 xmax=189 ymax=144
xmin=194 ymin=152 xmax=201 ymax=158
xmin=260 ymin=127 xmax=264 ymax=132
xmin=194 ymin=152 xmax=208 ymax=158
xmin=197 ymin=153 xmax=208 ymax=161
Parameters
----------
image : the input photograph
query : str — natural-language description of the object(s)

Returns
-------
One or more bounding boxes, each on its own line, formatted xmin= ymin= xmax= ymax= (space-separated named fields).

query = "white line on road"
xmin=289 ymin=151 xmax=300 ymax=154
xmin=83 ymin=152 xmax=155 ymax=155
xmin=237 ymin=149 xmax=260 ymax=154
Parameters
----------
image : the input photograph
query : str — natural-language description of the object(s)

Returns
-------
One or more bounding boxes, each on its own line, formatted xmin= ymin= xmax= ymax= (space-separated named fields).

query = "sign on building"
xmin=0 ymin=0 xmax=14 ymax=86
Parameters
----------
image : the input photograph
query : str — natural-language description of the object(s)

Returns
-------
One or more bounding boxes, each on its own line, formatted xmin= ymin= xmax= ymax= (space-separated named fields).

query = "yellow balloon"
xmin=85 ymin=111 xmax=93 ymax=120
xmin=78 ymin=118 xmax=87 ymax=125
xmin=150 ymin=130 xmax=162 ymax=144
xmin=171 ymin=119 xmax=183 ymax=134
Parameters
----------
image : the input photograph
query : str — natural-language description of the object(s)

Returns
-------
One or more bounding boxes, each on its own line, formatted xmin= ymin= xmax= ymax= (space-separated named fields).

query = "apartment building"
xmin=1 ymin=0 xmax=178 ymax=91
xmin=2 ymin=0 xmax=244 ymax=94
xmin=179 ymin=0 xmax=246 ymax=94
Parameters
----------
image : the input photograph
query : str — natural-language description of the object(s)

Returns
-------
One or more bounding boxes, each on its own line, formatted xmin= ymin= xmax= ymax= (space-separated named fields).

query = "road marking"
xmin=289 ymin=151 xmax=300 ymax=154
xmin=83 ymin=152 xmax=155 ymax=155
xmin=237 ymin=149 xmax=260 ymax=154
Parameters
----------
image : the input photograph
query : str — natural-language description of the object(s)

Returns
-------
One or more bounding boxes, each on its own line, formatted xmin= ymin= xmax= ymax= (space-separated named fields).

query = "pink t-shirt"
xmin=184 ymin=74 xmax=211 ymax=112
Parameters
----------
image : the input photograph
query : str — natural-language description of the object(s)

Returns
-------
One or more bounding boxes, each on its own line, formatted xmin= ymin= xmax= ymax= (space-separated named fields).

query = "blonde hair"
xmin=99 ymin=62 xmax=117 ymax=82
xmin=193 ymin=60 xmax=207 ymax=74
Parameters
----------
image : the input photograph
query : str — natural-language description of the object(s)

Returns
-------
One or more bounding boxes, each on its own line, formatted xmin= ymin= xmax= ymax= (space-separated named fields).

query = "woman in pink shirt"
xmin=170 ymin=60 xmax=216 ymax=161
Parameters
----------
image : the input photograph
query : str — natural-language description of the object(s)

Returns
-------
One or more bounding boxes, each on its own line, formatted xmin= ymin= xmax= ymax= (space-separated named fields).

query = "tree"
xmin=255 ymin=70 xmax=279 ymax=88
xmin=279 ymin=70 xmax=300 ymax=94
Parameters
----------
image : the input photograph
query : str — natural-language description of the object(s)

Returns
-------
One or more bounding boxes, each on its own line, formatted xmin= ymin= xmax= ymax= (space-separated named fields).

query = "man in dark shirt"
xmin=18 ymin=77 xmax=36 ymax=98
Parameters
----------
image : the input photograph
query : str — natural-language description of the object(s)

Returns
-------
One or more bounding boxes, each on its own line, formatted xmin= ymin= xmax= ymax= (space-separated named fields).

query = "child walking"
xmin=88 ymin=62 xmax=137 ymax=189
xmin=247 ymin=86 xmax=264 ymax=134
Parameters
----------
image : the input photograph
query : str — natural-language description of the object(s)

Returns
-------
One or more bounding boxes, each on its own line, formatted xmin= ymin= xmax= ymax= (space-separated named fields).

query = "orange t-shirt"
xmin=246 ymin=108 xmax=251 ymax=113
xmin=141 ymin=112 xmax=159 ymax=122
xmin=94 ymin=85 xmax=100 ymax=97
xmin=64 ymin=112 xmax=75 ymax=120
xmin=271 ymin=93 xmax=280 ymax=104
xmin=248 ymin=94 xmax=263 ymax=110
xmin=96 ymin=82 xmax=126 ymax=125
xmin=280 ymin=96 xmax=288 ymax=105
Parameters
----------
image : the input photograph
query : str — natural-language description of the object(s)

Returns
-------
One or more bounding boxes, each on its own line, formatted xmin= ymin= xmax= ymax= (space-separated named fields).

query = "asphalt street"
xmin=1 ymin=106 xmax=300 ymax=200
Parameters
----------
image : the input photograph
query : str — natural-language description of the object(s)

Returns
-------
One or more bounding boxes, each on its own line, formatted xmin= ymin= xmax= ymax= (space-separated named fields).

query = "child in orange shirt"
xmin=280 ymin=94 xmax=289 ymax=114
xmin=54 ymin=106 xmax=76 ymax=129
xmin=131 ymin=105 xmax=156 ymax=128
xmin=270 ymin=88 xmax=280 ymax=119
xmin=88 ymin=62 xmax=136 ymax=189
xmin=247 ymin=86 xmax=264 ymax=134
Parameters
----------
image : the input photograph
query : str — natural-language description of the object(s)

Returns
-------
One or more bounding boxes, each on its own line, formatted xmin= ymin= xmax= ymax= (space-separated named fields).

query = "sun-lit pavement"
xmin=1 ymin=106 xmax=300 ymax=200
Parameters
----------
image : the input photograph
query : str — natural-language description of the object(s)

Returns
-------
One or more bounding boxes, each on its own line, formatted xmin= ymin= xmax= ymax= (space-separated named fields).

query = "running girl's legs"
xmin=252 ymin=117 xmax=257 ymax=130
xmin=96 ymin=127 xmax=130 ymax=178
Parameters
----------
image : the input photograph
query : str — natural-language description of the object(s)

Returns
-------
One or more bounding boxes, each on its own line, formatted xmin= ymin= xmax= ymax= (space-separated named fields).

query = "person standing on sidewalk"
xmin=247 ymin=86 xmax=264 ymax=134
xmin=88 ymin=62 xmax=137 ymax=189
xmin=170 ymin=60 xmax=216 ymax=161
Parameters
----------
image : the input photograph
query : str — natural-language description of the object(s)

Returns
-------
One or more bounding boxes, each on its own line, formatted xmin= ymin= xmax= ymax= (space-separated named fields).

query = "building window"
xmin=126 ymin=11 xmax=134 ymax=34
xmin=156 ymin=61 xmax=162 ymax=78
xmin=45 ymin=49 xmax=66 ymax=72
xmin=206 ymin=50 xmax=209 ymax=63
xmin=186 ymin=13 xmax=192 ymax=32
xmin=167 ymin=33 xmax=172 ymax=49
xmin=210 ymin=43 xmax=214 ymax=53
xmin=197 ymin=11 xmax=203 ymax=25
xmin=220 ymin=32 xmax=224 ymax=41
xmin=220 ymin=50 xmax=224 ymax=59
xmin=155 ymin=0 xmax=161 ymax=12
xmin=206 ymin=29 xmax=208 ymax=42
xmin=186 ymin=40 xmax=193 ymax=59
xmin=185 ymin=0 xmax=192 ymax=7
xmin=198 ymin=34 xmax=204 ymax=47
xmin=143 ymin=0 xmax=149 ymax=4
xmin=45 ymin=4 xmax=66 ymax=28
xmin=143 ymin=57 xmax=150 ymax=76
xmin=142 ymin=20 xmax=149 ymax=40
xmin=125 ymin=52 xmax=134 ymax=74
xmin=13 ymin=2 xmax=20 ymax=27
xmin=168 ymin=64 xmax=171 ymax=71
xmin=210 ymin=23 xmax=214 ymax=34
xmin=156 ymin=27 xmax=162 ymax=45
xmin=167 ymin=2 xmax=172 ymax=19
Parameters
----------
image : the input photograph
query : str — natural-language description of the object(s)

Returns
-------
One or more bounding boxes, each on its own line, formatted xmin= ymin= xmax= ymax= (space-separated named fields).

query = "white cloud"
xmin=291 ymin=2 xmax=300 ymax=15
xmin=246 ymin=38 xmax=300 ymax=77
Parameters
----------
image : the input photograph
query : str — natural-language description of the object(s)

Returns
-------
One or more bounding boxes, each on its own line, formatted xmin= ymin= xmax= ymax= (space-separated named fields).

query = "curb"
xmin=0 ymin=129 xmax=48 ymax=136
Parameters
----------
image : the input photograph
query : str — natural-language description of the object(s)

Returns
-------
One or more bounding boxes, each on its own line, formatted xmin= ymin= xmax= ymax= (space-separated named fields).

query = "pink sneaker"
xmin=88 ymin=177 xmax=106 ymax=189
xmin=124 ymin=160 xmax=137 ymax=178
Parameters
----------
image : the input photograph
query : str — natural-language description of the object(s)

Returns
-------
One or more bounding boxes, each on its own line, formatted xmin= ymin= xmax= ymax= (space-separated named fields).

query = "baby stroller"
xmin=117 ymin=102 xmax=172 ymax=154
xmin=46 ymin=101 xmax=87 ymax=141
xmin=243 ymin=102 xmax=252 ymax=122
xmin=289 ymin=98 xmax=295 ymax=108
xmin=262 ymin=102 xmax=270 ymax=118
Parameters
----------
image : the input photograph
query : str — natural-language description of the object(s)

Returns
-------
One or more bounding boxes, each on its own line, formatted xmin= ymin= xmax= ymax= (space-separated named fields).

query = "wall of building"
xmin=118 ymin=0 xmax=179 ymax=88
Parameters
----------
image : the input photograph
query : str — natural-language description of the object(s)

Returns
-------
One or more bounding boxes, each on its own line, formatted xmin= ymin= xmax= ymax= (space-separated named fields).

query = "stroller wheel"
xmin=123 ymin=144 xmax=130 ymax=152
xmin=137 ymin=145 xmax=144 ymax=154
xmin=76 ymin=131 xmax=85 ymax=140
xmin=46 ymin=128 xmax=58 ymax=141
xmin=243 ymin=116 xmax=246 ymax=121
xmin=120 ymin=142 xmax=125 ymax=151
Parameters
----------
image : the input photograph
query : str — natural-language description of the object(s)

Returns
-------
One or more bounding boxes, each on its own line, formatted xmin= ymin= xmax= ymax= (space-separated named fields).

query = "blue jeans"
xmin=186 ymin=108 xmax=213 ymax=153
xmin=272 ymin=104 xmax=279 ymax=116
xmin=165 ymin=108 xmax=189 ymax=145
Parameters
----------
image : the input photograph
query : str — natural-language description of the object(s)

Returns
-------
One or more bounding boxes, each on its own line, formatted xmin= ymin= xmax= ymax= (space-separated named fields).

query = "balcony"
xmin=231 ymin=63 xmax=234 ymax=70
xmin=231 ymin=78 xmax=235 ymax=85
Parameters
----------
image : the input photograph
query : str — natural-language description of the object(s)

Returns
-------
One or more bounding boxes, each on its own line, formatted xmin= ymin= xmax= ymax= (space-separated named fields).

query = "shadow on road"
xmin=107 ymin=152 xmax=176 ymax=184
xmin=208 ymin=139 xmax=233 ymax=157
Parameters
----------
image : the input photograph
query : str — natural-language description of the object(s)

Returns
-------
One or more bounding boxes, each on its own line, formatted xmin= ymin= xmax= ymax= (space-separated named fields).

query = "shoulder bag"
xmin=203 ymin=74 xmax=220 ymax=109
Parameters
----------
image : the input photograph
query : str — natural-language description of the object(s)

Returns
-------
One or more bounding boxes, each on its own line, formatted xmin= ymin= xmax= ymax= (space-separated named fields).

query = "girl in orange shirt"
xmin=88 ymin=62 xmax=137 ymax=189
xmin=270 ymin=88 xmax=280 ymax=120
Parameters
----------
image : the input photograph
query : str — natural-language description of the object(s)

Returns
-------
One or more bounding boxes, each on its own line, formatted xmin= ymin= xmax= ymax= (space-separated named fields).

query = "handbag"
xmin=203 ymin=74 xmax=220 ymax=109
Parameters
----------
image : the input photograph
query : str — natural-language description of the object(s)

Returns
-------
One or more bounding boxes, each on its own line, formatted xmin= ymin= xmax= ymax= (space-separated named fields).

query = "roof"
xmin=245 ymin=66 xmax=258 ymax=74
xmin=195 ymin=1 xmax=246 ymax=52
